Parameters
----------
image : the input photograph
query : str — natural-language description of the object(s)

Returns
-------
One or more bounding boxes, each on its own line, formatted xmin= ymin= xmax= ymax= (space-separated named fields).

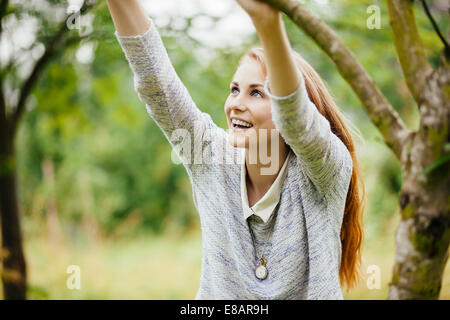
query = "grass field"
xmin=3 ymin=217 xmax=447 ymax=300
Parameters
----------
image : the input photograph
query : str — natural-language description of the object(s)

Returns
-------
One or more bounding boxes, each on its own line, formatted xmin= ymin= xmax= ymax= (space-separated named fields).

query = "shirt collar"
xmin=241 ymin=148 xmax=291 ymax=223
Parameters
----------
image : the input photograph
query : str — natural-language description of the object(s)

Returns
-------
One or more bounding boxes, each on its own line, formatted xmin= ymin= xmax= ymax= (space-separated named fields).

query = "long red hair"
xmin=240 ymin=47 xmax=367 ymax=290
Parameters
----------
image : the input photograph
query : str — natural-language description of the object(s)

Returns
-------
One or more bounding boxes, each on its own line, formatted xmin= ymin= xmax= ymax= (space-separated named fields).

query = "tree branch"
xmin=387 ymin=0 xmax=434 ymax=104
xmin=10 ymin=1 xmax=98 ymax=136
xmin=11 ymin=20 xmax=67 ymax=135
xmin=264 ymin=0 xmax=412 ymax=162
xmin=420 ymin=0 xmax=450 ymax=58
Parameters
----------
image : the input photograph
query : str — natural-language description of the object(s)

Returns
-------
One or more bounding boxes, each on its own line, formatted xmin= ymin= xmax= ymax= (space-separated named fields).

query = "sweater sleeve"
xmin=114 ymin=17 xmax=221 ymax=175
xmin=264 ymin=67 xmax=353 ymax=200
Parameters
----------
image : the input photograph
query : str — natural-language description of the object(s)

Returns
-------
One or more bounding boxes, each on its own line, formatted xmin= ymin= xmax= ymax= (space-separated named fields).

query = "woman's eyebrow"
xmin=230 ymin=81 xmax=264 ymax=88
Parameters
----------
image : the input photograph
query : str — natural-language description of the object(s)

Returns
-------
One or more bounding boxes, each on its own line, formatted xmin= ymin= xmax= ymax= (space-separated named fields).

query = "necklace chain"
xmin=248 ymin=209 xmax=272 ymax=266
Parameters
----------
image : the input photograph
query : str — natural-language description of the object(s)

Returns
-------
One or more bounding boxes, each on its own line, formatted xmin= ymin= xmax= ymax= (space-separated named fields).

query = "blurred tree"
xmin=4 ymin=1 xmax=227 ymax=299
xmin=0 ymin=0 xmax=99 ymax=299
xmin=264 ymin=0 xmax=449 ymax=299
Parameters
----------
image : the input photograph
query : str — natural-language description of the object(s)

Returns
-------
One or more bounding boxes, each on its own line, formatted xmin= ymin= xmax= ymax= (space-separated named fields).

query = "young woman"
xmin=106 ymin=0 xmax=366 ymax=299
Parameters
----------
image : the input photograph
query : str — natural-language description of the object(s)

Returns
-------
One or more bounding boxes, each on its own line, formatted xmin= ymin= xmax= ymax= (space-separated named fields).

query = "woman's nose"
xmin=230 ymin=104 xmax=246 ymax=112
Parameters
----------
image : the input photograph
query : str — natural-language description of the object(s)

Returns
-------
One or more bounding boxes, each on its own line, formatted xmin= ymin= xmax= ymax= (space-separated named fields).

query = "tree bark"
xmin=0 ymin=119 xmax=27 ymax=299
xmin=385 ymin=0 xmax=450 ymax=300
xmin=387 ymin=0 xmax=434 ymax=104
xmin=388 ymin=51 xmax=450 ymax=299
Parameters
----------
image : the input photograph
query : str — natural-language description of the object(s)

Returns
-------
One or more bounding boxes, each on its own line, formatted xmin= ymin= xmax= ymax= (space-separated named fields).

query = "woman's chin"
xmin=227 ymin=126 xmax=260 ymax=149
xmin=227 ymin=133 xmax=247 ymax=149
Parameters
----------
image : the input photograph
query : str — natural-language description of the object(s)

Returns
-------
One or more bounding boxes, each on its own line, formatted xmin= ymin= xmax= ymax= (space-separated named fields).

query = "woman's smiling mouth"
xmin=231 ymin=118 xmax=253 ymax=131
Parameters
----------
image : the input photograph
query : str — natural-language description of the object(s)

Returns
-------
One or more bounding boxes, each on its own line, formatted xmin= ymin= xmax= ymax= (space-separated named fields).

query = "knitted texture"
xmin=115 ymin=18 xmax=353 ymax=300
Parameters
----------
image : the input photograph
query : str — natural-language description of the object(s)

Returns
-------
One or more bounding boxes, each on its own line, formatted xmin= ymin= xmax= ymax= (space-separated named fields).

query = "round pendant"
xmin=255 ymin=265 xmax=268 ymax=280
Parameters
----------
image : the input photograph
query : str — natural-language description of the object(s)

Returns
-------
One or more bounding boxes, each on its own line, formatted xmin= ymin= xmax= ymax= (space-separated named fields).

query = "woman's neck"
xmin=245 ymin=140 xmax=289 ymax=199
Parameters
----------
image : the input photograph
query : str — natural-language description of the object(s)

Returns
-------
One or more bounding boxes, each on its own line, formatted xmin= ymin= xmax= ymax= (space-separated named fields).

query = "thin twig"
xmin=420 ymin=0 xmax=450 ymax=57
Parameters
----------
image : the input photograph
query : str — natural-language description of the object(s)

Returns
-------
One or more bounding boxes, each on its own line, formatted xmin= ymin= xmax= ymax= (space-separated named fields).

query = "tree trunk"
xmin=0 ymin=121 xmax=27 ymax=299
xmin=388 ymin=57 xmax=450 ymax=299
xmin=0 ymin=0 xmax=98 ymax=300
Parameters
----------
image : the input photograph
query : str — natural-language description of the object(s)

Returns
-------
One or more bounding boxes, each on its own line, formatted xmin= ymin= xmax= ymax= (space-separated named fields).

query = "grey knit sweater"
xmin=115 ymin=17 xmax=353 ymax=300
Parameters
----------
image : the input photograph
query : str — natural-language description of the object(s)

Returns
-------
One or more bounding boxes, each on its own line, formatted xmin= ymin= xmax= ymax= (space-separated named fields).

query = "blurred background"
xmin=0 ymin=0 xmax=449 ymax=299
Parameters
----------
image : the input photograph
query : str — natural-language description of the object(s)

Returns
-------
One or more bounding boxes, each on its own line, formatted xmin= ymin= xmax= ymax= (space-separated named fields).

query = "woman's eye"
xmin=230 ymin=87 xmax=263 ymax=98
xmin=252 ymin=90 xmax=263 ymax=98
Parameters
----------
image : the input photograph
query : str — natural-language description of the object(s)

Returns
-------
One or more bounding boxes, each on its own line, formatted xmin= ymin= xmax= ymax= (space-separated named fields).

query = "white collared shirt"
xmin=241 ymin=148 xmax=292 ymax=223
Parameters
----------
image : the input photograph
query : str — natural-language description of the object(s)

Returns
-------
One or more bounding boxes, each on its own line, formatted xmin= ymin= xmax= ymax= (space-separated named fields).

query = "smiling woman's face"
xmin=224 ymin=58 xmax=277 ymax=149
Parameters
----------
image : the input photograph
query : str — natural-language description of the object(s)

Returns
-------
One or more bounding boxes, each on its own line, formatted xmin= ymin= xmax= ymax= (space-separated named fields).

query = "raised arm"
xmin=238 ymin=1 xmax=353 ymax=198
xmin=106 ymin=0 xmax=150 ymax=36
xmin=106 ymin=1 xmax=223 ymax=175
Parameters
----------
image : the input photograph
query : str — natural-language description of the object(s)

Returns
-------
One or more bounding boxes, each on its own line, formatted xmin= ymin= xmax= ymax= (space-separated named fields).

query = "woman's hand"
xmin=235 ymin=0 xmax=300 ymax=98
xmin=235 ymin=0 xmax=280 ymax=27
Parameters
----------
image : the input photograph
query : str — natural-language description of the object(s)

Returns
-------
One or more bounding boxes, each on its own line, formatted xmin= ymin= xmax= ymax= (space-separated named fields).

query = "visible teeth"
xmin=231 ymin=119 xmax=253 ymax=127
